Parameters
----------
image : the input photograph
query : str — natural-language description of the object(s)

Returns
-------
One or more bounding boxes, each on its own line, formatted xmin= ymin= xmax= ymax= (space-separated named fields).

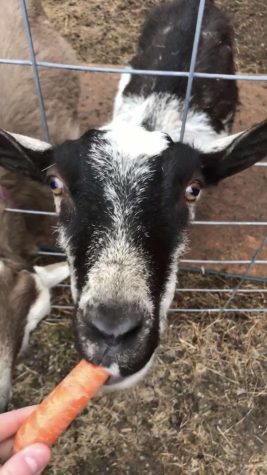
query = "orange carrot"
xmin=14 ymin=360 xmax=108 ymax=453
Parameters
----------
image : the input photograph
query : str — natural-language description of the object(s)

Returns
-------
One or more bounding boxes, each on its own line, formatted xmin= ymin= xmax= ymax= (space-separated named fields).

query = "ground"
xmin=12 ymin=269 xmax=267 ymax=475
xmin=42 ymin=0 xmax=266 ymax=73
xmin=9 ymin=1 xmax=267 ymax=474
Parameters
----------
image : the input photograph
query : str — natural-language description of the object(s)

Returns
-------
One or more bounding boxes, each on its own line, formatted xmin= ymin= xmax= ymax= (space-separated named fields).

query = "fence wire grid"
xmin=2 ymin=0 xmax=266 ymax=315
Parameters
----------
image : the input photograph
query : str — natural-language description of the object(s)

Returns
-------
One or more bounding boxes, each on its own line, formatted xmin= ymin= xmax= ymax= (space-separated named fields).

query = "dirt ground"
xmin=8 ymin=1 xmax=267 ymax=475
xmin=42 ymin=0 xmax=266 ymax=73
xmin=12 ymin=269 xmax=267 ymax=475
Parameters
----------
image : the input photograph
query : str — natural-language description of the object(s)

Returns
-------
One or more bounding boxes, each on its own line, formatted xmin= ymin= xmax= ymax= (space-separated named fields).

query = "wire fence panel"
xmin=5 ymin=209 xmax=267 ymax=225
xmin=180 ymin=0 xmax=206 ymax=141
xmin=19 ymin=0 xmax=50 ymax=142
xmin=0 ymin=58 xmax=267 ymax=82
xmin=0 ymin=0 xmax=266 ymax=314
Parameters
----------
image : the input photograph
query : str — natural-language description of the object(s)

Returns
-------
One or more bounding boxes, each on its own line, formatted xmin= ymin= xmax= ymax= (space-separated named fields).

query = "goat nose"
xmin=87 ymin=303 xmax=143 ymax=341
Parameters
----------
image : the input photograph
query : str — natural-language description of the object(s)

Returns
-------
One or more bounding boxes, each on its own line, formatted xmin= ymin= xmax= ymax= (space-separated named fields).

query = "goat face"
xmin=47 ymin=125 xmax=198 ymax=387
xmin=0 ymin=120 xmax=266 ymax=388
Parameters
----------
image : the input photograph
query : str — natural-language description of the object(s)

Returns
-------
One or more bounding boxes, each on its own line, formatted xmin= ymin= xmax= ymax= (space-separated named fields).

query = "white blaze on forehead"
xmin=102 ymin=123 xmax=170 ymax=160
xmin=82 ymin=125 xmax=157 ymax=313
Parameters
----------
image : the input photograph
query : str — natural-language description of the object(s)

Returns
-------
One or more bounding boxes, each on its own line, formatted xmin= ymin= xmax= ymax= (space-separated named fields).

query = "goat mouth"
xmin=102 ymin=354 xmax=155 ymax=391
xmin=105 ymin=374 xmax=123 ymax=386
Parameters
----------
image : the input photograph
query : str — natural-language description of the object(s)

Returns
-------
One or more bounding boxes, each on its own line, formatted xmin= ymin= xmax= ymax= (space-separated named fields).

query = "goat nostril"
xmin=121 ymin=322 xmax=142 ymax=341
xmin=86 ymin=321 xmax=113 ymax=342
xmin=88 ymin=318 xmax=142 ymax=343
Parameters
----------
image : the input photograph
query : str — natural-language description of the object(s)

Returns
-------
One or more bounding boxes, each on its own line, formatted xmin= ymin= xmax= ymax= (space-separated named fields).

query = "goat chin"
xmin=102 ymin=355 xmax=155 ymax=392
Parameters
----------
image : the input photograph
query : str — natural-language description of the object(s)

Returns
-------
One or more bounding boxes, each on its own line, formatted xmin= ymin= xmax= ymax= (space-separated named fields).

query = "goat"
xmin=0 ymin=0 xmax=81 ymax=249
xmin=0 ymin=0 xmax=80 ymax=143
xmin=0 ymin=193 xmax=69 ymax=412
xmin=0 ymin=0 xmax=266 ymax=391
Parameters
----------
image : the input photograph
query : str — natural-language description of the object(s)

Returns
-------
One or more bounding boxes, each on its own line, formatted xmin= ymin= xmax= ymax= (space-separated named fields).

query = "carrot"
xmin=13 ymin=360 xmax=108 ymax=453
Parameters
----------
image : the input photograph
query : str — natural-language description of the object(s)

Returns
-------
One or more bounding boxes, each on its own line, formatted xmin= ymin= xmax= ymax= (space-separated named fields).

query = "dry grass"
xmin=11 ymin=270 xmax=267 ymax=475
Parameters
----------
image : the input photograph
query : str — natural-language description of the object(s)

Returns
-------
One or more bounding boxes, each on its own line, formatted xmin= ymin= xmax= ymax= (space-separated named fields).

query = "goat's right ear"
xmin=0 ymin=129 xmax=53 ymax=182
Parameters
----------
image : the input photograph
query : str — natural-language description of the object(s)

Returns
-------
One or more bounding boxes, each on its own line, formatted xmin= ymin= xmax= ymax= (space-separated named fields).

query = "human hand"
xmin=0 ymin=406 xmax=51 ymax=475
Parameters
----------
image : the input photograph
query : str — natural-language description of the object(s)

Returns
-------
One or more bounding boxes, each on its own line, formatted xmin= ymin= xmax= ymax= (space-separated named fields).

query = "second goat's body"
xmin=0 ymin=0 xmax=81 ymax=252
xmin=114 ymin=0 xmax=238 ymax=150
xmin=0 ymin=198 xmax=69 ymax=412
xmin=0 ymin=0 xmax=80 ymax=143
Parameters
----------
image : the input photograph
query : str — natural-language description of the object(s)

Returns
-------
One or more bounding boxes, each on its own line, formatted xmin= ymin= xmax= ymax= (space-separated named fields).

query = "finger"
xmin=0 ymin=436 xmax=14 ymax=462
xmin=0 ymin=406 xmax=37 ymax=441
xmin=0 ymin=443 xmax=51 ymax=475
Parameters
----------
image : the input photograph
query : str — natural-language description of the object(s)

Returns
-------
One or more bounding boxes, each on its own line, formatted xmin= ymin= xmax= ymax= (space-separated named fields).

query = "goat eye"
xmin=185 ymin=181 xmax=201 ymax=202
xmin=48 ymin=176 xmax=64 ymax=196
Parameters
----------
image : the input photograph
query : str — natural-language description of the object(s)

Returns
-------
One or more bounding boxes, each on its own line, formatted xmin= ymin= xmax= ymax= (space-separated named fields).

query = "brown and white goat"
xmin=0 ymin=0 xmax=80 ymax=143
xmin=0 ymin=0 xmax=266 ymax=390
xmin=0 ymin=193 xmax=69 ymax=412
xmin=0 ymin=0 xmax=82 ymax=247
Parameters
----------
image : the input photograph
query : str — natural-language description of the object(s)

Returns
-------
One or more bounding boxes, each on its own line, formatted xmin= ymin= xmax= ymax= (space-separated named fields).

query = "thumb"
xmin=0 ymin=444 xmax=51 ymax=475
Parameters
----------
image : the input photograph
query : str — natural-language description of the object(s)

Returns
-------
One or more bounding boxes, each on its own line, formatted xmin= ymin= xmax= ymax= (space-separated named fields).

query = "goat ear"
xmin=0 ymin=129 xmax=53 ymax=182
xmin=200 ymin=119 xmax=267 ymax=186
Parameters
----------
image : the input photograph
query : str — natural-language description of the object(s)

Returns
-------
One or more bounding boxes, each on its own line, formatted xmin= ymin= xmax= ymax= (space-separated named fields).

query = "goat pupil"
xmin=50 ymin=179 xmax=58 ymax=190
xmin=192 ymin=187 xmax=200 ymax=197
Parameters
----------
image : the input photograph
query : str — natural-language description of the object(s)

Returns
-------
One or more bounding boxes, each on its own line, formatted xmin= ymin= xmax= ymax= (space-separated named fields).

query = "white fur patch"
xmin=19 ymin=275 xmax=51 ymax=355
xmin=101 ymin=123 xmax=169 ymax=160
xmin=159 ymin=238 xmax=188 ymax=332
xmin=202 ymin=129 xmax=244 ymax=153
xmin=163 ymin=26 xmax=172 ymax=35
xmin=113 ymin=71 xmax=132 ymax=114
xmin=0 ymin=358 xmax=12 ymax=411
xmin=112 ymin=92 xmax=227 ymax=151
xmin=34 ymin=262 xmax=69 ymax=289
xmin=19 ymin=262 xmax=70 ymax=355
xmin=102 ymin=354 xmax=155 ymax=391
xmin=58 ymin=228 xmax=78 ymax=303
xmin=53 ymin=195 xmax=63 ymax=214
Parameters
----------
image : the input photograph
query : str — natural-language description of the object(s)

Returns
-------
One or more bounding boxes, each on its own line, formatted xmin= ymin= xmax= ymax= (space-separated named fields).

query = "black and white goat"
xmin=0 ymin=0 xmax=266 ymax=390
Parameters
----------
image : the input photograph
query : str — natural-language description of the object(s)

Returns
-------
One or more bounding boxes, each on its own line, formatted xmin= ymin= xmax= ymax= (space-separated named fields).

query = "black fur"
xmin=0 ymin=130 xmax=52 ymax=181
xmin=201 ymin=119 xmax=267 ymax=185
xmin=125 ymin=0 xmax=238 ymax=133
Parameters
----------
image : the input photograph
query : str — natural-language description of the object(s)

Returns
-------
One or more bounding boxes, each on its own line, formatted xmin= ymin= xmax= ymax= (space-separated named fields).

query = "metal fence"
xmin=1 ymin=0 xmax=266 ymax=315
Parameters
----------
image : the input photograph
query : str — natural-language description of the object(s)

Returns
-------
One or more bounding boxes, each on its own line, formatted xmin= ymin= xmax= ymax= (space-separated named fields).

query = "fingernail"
xmin=24 ymin=455 xmax=38 ymax=473
xmin=22 ymin=445 xmax=50 ymax=474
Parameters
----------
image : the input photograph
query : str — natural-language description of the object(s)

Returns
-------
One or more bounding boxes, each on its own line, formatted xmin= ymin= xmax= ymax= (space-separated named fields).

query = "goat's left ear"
xmin=0 ymin=129 xmax=53 ymax=182
xmin=200 ymin=119 xmax=267 ymax=186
